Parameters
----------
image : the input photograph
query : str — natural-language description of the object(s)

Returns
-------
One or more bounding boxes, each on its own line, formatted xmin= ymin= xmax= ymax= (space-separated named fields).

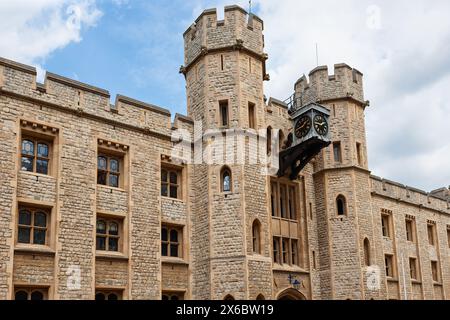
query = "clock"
xmin=313 ymin=114 xmax=328 ymax=136
xmin=295 ymin=115 xmax=312 ymax=138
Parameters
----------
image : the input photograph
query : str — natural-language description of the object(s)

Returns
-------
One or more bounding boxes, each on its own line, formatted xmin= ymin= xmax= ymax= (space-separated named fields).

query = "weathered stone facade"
xmin=0 ymin=5 xmax=449 ymax=300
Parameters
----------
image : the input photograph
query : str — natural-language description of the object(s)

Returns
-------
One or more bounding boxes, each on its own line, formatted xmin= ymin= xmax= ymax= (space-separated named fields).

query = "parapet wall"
xmin=294 ymin=64 xmax=365 ymax=107
xmin=370 ymin=175 xmax=450 ymax=214
xmin=0 ymin=57 xmax=194 ymax=139
xmin=183 ymin=5 xmax=264 ymax=66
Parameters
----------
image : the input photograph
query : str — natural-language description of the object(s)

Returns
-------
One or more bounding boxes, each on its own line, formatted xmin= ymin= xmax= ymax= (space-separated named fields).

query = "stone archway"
xmin=276 ymin=288 xmax=307 ymax=300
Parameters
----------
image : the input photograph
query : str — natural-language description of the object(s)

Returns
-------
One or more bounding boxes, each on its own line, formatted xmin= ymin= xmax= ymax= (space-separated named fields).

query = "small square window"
xmin=97 ymin=153 xmax=123 ymax=188
xmin=161 ymin=225 xmax=182 ymax=258
xmin=161 ymin=167 xmax=182 ymax=199
xmin=21 ymin=137 xmax=52 ymax=175
xmin=96 ymin=216 xmax=123 ymax=252
xmin=17 ymin=207 xmax=50 ymax=246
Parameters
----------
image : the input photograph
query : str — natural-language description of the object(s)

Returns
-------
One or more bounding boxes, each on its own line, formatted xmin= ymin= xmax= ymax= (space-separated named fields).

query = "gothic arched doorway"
xmin=276 ymin=288 xmax=307 ymax=300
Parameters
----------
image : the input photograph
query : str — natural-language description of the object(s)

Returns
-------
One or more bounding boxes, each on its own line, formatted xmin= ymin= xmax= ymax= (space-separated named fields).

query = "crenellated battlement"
xmin=293 ymin=63 xmax=365 ymax=108
xmin=183 ymin=5 xmax=264 ymax=67
xmin=371 ymin=175 xmax=450 ymax=213
xmin=0 ymin=57 xmax=195 ymax=139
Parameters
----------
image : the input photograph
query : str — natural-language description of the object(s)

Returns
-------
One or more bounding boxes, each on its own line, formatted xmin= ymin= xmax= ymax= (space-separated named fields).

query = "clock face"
xmin=313 ymin=114 xmax=328 ymax=136
xmin=295 ymin=116 xmax=312 ymax=139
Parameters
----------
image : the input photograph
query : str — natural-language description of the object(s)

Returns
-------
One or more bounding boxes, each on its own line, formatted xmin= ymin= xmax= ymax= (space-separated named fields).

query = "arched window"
xmin=256 ymin=294 xmax=265 ymax=300
xmin=224 ymin=294 xmax=235 ymax=300
xmin=363 ymin=238 xmax=371 ymax=266
xmin=336 ymin=195 xmax=347 ymax=216
xmin=252 ymin=220 xmax=261 ymax=254
xmin=221 ymin=167 xmax=232 ymax=192
xmin=278 ymin=130 xmax=285 ymax=152
xmin=266 ymin=127 xmax=272 ymax=155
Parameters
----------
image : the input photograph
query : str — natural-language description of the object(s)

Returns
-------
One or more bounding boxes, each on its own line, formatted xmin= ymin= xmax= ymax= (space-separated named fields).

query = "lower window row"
xmin=14 ymin=288 xmax=184 ymax=300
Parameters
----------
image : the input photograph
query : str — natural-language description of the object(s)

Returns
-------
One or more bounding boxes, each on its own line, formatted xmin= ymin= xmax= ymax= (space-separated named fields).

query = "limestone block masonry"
xmin=0 ymin=4 xmax=449 ymax=300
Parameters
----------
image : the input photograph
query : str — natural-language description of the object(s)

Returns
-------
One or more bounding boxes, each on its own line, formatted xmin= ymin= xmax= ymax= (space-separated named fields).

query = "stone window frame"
xmin=409 ymin=257 xmax=419 ymax=281
xmin=270 ymin=179 xmax=299 ymax=221
xmin=248 ymin=101 xmax=256 ymax=129
xmin=95 ymin=289 xmax=123 ymax=300
xmin=161 ymin=223 xmax=183 ymax=259
xmin=161 ymin=164 xmax=183 ymax=200
xmin=19 ymin=119 xmax=59 ymax=177
xmin=272 ymin=236 xmax=281 ymax=264
xmin=363 ymin=238 xmax=371 ymax=266
xmin=430 ymin=260 xmax=440 ymax=283
xmin=96 ymin=215 xmax=123 ymax=253
xmin=272 ymin=236 xmax=300 ymax=267
xmin=405 ymin=217 xmax=416 ymax=243
xmin=381 ymin=213 xmax=392 ymax=239
xmin=333 ymin=141 xmax=342 ymax=163
xmin=14 ymin=286 xmax=49 ymax=300
xmin=356 ymin=141 xmax=363 ymax=166
xmin=220 ymin=166 xmax=232 ymax=193
xmin=252 ymin=219 xmax=261 ymax=254
xmin=162 ymin=290 xmax=185 ymax=300
xmin=384 ymin=254 xmax=396 ymax=279
xmin=17 ymin=207 xmax=49 ymax=246
xmin=427 ymin=222 xmax=436 ymax=246
xmin=97 ymin=139 xmax=129 ymax=190
xmin=219 ymin=99 xmax=230 ymax=128
xmin=20 ymin=137 xmax=51 ymax=175
xmin=336 ymin=195 xmax=347 ymax=216
xmin=15 ymin=202 xmax=55 ymax=251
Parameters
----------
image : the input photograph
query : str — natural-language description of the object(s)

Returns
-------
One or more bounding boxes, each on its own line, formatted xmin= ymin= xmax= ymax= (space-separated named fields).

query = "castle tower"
xmin=294 ymin=64 xmax=375 ymax=299
xmin=181 ymin=6 xmax=272 ymax=299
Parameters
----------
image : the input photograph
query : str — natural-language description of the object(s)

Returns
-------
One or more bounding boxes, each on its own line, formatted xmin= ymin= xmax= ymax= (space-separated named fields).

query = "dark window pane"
xmin=15 ymin=290 xmax=28 ymax=300
xmin=97 ymin=171 xmax=107 ymax=185
xmin=110 ymin=159 xmax=119 ymax=172
xmin=34 ymin=212 xmax=47 ymax=227
xmin=31 ymin=291 xmax=44 ymax=300
xmin=109 ymin=222 xmax=118 ymax=235
xmin=36 ymin=159 xmax=49 ymax=174
xmin=108 ymin=238 xmax=118 ymax=251
xmin=161 ymin=170 xmax=167 ymax=182
xmin=170 ymin=230 xmax=178 ymax=242
xmin=21 ymin=157 xmax=33 ymax=172
xmin=109 ymin=174 xmax=119 ymax=188
xmin=161 ymin=183 xmax=168 ymax=197
xmin=161 ymin=243 xmax=168 ymax=256
xmin=108 ymin=293 xmax=118 ymax=301
xmin=96 ymin=236 xmax=106 ymax=250
xmin=19 ymin=210 xmax=31 ymax=225
xmin=162 ymin=295 xmax=169 ymax=300
xmin=161 ymin=228 xmax=168 ymax=241
xmin=22 ymin=139 xmax=34 ymax=155
xmin=170 ymin=244 xmax=178 ymax=257
xmin=95 ymin=293 xmax=106 ymax=300
xmin=169 ymin=186 xmax=178 ymax=198
xmin=33 ymin=229 xmax=46 ymax=245
xmin=37 ymin=143 xmax=49 ymax=157
xmin=98 ymin=156 xmax=107 ymax=170
xmin=169 ymin=172 xmax=177 ymax=184
xmin=18 ymin=227 xmax=31 ymax=243
xmin=97 ymin=220 xmax=106 ymax=234
xmin=171 ymin=295 xmax=179 ymax=301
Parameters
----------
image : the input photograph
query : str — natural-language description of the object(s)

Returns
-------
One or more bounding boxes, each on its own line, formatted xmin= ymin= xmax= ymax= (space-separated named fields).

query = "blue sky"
xmin=40 ymin=0 xmax=202 ymax=114
xmin=2 ymin=0 xmax=450 ymax=191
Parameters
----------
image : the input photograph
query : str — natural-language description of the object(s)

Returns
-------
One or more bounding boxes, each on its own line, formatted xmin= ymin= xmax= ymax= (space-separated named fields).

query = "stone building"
xmin=0 ymin=5 xmax=449 ymax=300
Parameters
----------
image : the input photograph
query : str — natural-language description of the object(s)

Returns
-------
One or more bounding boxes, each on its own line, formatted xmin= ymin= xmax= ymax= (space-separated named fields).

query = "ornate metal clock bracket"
xmin=277 ymin=102 xmax=331 ymax=180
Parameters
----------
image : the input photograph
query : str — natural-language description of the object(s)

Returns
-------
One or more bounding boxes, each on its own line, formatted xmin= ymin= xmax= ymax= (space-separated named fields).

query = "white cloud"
xmin=0 ymin=0 xmax=102 ymax=81
xmin=252 ymin=0 xmax=450 ymax=191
